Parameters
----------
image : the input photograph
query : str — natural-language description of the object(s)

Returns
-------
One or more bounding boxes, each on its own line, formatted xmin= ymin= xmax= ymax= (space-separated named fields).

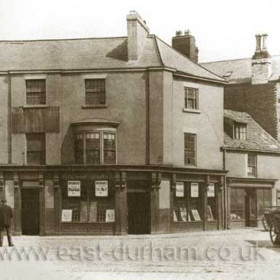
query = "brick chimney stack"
xmin=126 ymin=11 xmax=149 ymax=61
xmin=172 ymin=30 xmax=199 ymax=63
xmin=252 ymin=33 xmax=272 ymax=84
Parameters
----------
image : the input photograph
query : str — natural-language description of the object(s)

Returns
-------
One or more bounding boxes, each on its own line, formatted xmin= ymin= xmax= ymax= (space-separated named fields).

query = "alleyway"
xmin=0 ymin=228 xmax=280 ymax=280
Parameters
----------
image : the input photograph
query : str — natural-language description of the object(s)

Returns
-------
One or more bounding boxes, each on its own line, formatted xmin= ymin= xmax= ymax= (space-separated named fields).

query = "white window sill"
xmin=82 ymin=104 xmax=108 ymax=109
xmin=22 ymin=105 xmax=48 ymax=109
xmin=182 ymin=108 xmax=201 ymax=114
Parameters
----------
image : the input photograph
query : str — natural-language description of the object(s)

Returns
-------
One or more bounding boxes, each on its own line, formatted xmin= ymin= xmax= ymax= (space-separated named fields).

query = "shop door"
xmin=21 ymin=189 xmax=40 ymax=235
xmin=245 ymin=189 xmax=257 ymax=227
xmin=127 ymin=192 xmax=151 ymax=234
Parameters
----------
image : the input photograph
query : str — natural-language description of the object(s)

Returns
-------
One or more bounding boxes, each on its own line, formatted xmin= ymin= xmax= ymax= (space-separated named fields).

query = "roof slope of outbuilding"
xmin=224 ymin=109 xmax=280 ymax=153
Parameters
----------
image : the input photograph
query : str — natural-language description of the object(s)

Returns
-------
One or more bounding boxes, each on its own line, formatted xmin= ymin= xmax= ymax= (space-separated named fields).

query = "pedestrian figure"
xmin=0 ymin=198 xmax=14 ymax=247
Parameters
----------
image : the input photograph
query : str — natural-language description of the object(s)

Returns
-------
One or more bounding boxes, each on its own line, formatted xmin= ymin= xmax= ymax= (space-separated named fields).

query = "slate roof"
xmin=224 ymin=109 xmax=280 ymax=153
xmin=155 ymin=37 xmax=225 ymax=82
xmin=0 ymin=35 xmax=225 ymax=83
xmin=202 ymin=55 xmax=280 ymax=84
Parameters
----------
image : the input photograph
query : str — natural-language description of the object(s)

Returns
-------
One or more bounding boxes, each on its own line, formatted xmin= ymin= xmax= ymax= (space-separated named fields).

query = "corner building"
xmin=0 ymin=12 xmax=227 ymax=235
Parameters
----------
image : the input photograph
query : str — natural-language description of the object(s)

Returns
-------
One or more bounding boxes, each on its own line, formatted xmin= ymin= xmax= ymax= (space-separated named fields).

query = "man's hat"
xmin=1 ymin=198 xmax=7 ymax=203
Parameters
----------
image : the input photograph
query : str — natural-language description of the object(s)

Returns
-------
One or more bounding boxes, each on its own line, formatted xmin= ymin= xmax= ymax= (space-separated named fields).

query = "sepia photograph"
xmin=1 ymin=0 xmax=280 ymax=279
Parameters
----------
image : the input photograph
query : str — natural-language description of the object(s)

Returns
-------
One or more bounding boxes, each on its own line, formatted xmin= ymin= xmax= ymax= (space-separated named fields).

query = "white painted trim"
xmin=183 ymin=82 xmax=199 ymax=89
xmin=82 ymin=73 xmax=108 ymax=79
xmin=24 ymin=74 xmax=47 ymax=80
xmin=183 ymin=127 xmax=198 ymax=134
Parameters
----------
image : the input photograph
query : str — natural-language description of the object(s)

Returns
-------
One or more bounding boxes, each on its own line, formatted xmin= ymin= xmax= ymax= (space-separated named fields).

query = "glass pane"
xmin=230 ymin=188 xmax=245 ymax=220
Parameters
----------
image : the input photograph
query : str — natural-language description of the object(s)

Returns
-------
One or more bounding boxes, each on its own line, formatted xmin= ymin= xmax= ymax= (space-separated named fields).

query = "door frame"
xmin=127 ymin=188 xmax=151 ymax=234
xmin=245 ymin=189 xmax=258 ymax=227
xmin=20 ymin=180 xmax=45 ymax=236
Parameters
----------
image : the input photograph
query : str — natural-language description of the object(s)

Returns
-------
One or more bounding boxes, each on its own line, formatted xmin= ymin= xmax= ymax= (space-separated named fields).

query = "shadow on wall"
xmin=61 ymin=126 xmax=75 ymax=165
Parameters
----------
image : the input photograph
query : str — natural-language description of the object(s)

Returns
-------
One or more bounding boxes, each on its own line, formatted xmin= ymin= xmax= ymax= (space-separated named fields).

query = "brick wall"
xmin=224 ymin=82 xmax=278 ymax=139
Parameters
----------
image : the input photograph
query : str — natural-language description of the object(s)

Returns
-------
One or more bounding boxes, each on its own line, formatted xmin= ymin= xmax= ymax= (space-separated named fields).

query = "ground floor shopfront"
xmin=0 ymin=166 xmax=227 ymax=236
xmin=227 ymin=177 xmax=277 ymax=229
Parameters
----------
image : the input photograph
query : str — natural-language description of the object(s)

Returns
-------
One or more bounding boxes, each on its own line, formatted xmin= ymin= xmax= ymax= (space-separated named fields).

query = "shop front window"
xmin=230 ymin=188 xmax=246 ymax=221
xmin=61 ymin=180 xmax=115 ymax=223
xmin=257 ymin=189 xmax=272 ymax=220
xmin=207 ymin=183 xmax=217 ymax=221
xmin=173 ymin=182 xmax=203 ymax=222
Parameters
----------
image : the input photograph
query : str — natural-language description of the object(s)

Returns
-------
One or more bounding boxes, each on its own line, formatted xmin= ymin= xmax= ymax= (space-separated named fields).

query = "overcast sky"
xmin=0 ymin=0 xmax=280 ymax=62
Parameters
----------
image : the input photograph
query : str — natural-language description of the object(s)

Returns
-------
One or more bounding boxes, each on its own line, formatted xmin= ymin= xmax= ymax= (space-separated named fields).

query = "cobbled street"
xmin=1 ymin=228 xmax=280 ymax=279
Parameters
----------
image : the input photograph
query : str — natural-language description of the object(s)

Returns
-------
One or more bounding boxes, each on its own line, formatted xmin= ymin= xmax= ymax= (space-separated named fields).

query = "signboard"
xmin=191 ymin=183 xmax=199 ymax=198
xmin=95 ymin=181 xmax=108 ymax=197
xmin=175 ymin=182 xmax=184 ymax=197
xmin=207 ymin=183 xmax=215 ymax=197
xmin=61 ymin=209 xmax=72 ymax=222
xmin=68 ymin=181 xmax=81 ymax=197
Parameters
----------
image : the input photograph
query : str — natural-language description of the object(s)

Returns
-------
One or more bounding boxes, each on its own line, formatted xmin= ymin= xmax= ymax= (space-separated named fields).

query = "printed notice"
xmin=68 ymin=181 xmax=81 ymax=197
xmin=95 ymin=181 xmax=109 ymax=197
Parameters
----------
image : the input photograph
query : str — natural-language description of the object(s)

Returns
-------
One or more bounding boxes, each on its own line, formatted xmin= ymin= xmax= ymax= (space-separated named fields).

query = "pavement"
xmin=1 ymin=228 xmax=280 ymax=280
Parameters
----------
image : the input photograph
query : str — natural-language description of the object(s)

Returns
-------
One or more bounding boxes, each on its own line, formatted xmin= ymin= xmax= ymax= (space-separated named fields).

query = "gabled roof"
xmin=0 ymin=35 xmax=226 ymax=83
xmin=155 ymin=37 xmax=226 ymax=82
xmin=202 ymin=55 xmax=280 ymax=84
xmin=224 ymin=109 xmax=280 ymax=153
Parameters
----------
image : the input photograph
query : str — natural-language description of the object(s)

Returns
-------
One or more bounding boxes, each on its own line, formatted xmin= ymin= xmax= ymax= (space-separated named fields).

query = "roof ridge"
xmin=154 ymin=36 xmax=226 ymax=82
xmin=0 ymin=36 xmax=127 ymax=43
xmin=203 ymin=54 xmax=280 ymax=65
xmin=150 ymin=35 xmax=164 ymax=67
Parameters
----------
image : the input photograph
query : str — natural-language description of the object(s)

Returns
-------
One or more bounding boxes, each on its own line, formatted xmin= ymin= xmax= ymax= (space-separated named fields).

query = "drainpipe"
xmin=223 ymin=148 xmax=228 ymax=229
xmin=8 ymin=72 xmax=12 ymax=164
xmin=146 ymin=69 xmax=150 ymax=165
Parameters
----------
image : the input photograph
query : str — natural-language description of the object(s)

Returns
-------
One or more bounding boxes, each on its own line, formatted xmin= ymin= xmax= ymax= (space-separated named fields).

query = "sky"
xmin=0 ymin=0 xmax=280 ymax=62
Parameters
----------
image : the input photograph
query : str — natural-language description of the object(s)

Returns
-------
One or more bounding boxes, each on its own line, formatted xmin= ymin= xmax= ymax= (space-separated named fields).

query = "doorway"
xmin=245 ymin=189 xmax=257 ymax=227
xmin=127 ymin=191 xmax=151 ymax=234
xmin=21 ymin=189 xmax=40 ymax=235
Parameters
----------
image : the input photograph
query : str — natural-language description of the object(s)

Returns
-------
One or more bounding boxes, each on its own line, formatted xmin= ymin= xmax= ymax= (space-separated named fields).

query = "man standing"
xmin=0 ymin=198 xmax=14 ymax=247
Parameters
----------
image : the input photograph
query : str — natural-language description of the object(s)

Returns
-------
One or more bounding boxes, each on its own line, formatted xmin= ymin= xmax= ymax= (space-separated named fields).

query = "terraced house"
xmin=0 ymin=12 xmax=228 ymax=236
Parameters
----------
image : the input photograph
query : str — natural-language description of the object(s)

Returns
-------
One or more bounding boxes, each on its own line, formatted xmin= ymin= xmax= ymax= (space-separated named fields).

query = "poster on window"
xmin=207 ymin=183 xmax=215 ymax=197
xmin=95 ymin=181 xmax=108 ymax=197
xmin=191 ymin=183 xmax=199 ymax=197
xmin=68 ymin=181 xmax=81 ymax=197
xmin=175 ymin=182 xmax=184 ymax=197
xmin=105 ymin=209 xmax=115 ymax=222
xmin=61 ymin=209 xmax=72 ymax=222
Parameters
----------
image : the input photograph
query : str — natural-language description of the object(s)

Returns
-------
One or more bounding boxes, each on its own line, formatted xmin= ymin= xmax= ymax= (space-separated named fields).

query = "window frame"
xmin=26 ymin=79 xmax=46 ymax=105
xmin=184 ymin=87 xmax=199 ymax=110
xmin=247 ymin=153 xmax=257 ymax=177
xmin=184 ymin=133 xmax=197 ymax=166
xmin=85 ymin=79 xmax=106 ymax=106
xmin=26 ymin=133 xmax=46 ymax=165
xmin=74 ymin=129 xmax=117 ymax=165
xmin=234 ymin=122 xmax=247 ymax=140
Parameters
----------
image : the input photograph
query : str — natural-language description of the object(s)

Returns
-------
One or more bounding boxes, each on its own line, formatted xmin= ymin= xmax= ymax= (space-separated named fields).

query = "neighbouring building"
xmin=0 ymin=12 xmax=227 ymax=236
xmin=203 ymin=34 xmax=280 ymax=142
xmin=223 ymin=110 xmax=280 ymax=229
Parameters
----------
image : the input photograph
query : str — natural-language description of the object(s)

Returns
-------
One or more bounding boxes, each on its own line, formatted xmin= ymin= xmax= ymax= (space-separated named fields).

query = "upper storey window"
xmin=185 ymin=87 xmax=199 ymax=110
xmin=75 ymin=131 xmax=116 ymax=165
xmin=234 ymin=122 xmax=247 ymax=140
xmin=26 ymin=79 xmax=46 ymax=105
xmin=85 ymin=79 xmax=106 ymax=105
